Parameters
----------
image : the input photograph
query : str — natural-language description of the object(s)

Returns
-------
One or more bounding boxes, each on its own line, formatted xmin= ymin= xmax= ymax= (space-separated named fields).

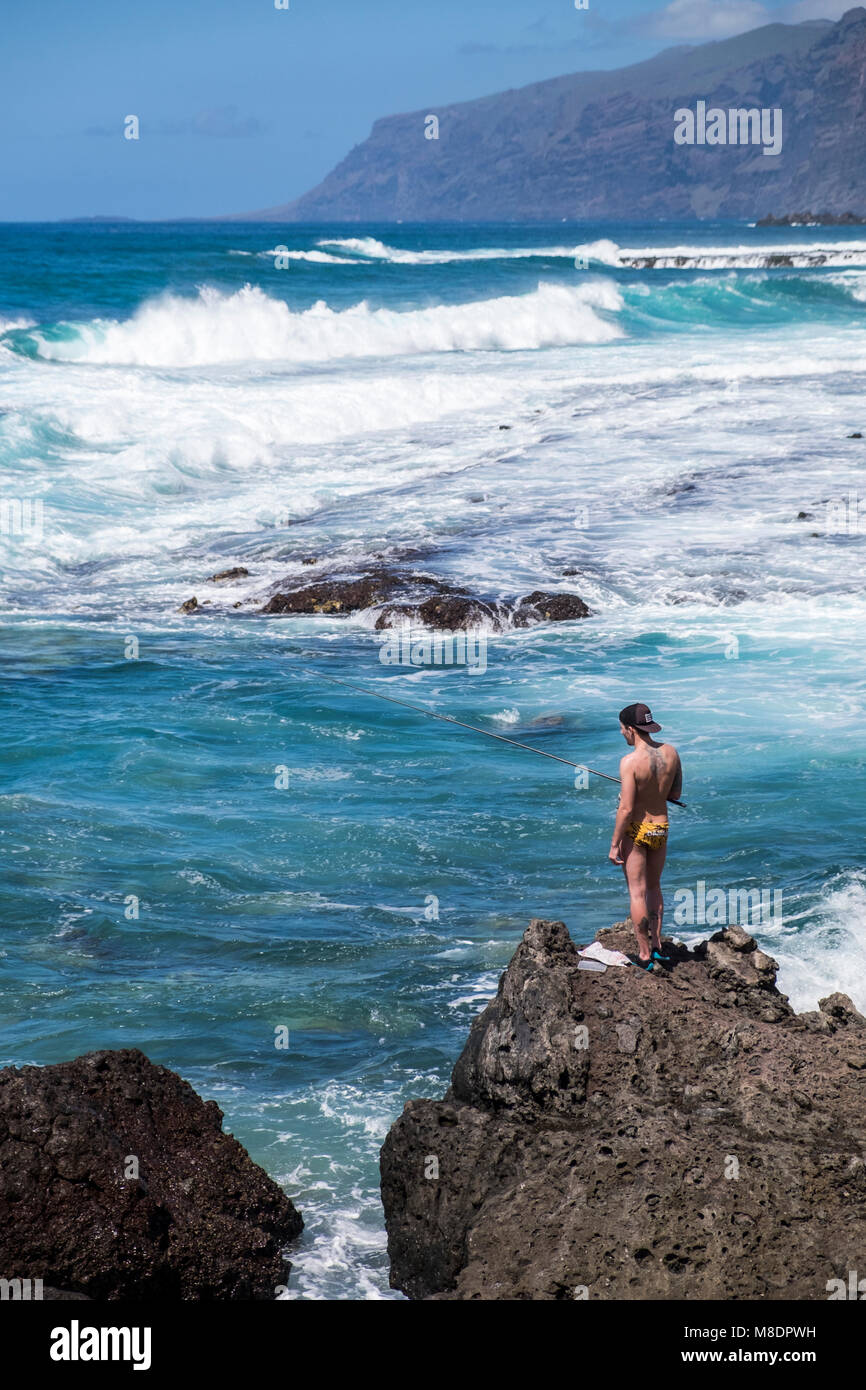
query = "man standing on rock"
xmin=608 ymin=703 xmax=682 ymax=970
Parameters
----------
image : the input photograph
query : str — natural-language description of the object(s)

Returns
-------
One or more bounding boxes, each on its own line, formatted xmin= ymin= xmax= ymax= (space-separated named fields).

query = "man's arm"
xmin=609 ymin=758 xmax=637 ymax=864
xmin=669 ymin=752 xmax=683 ymax=803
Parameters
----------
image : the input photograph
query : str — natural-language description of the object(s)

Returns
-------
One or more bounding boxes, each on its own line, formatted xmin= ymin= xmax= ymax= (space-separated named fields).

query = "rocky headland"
xmin=380 ymin=919 xmax=866 ymax=1300
xmin=231 ymin=10 xmax=866 ymax=222
xmin=0 ymin=1049 xmax=302 ymax=1299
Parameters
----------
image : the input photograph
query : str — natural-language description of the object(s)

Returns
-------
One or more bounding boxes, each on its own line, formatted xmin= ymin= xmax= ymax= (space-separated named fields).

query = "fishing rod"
xmin=301 ymin=668 xmax=686 ymax=807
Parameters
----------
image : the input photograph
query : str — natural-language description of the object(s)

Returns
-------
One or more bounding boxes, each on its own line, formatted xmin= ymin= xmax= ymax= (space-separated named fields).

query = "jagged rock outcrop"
xmin=380 ymin=920 xmax=866 ymax=1300
xmin=0 ymin=1049 xmax=302 ymax=1299
xmin=260 ymin=573 xmax=405 ymax=616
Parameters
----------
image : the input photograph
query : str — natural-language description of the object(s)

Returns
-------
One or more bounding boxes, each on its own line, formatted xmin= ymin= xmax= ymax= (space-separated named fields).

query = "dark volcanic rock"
xmin=415 ymin=594 xmax=498 ymax=631
xmin=374 ymin=593 xmax=500 ymax=632
xmin=185 ymin=553 xmax=594 ymax=630
xmin=260 ymin=573 xmax=403 ymax=615
xmin=208 ymin=567 xmax=249 ymax=583
xmin=0 ymin=1049 xmax=302 ymax=1300
xmin=256 ymin=566 xmax=591 ymax=631
xmin=380 ymin=919 xmax=866 ymax=1300
xmin=511 ymin=590 xmax=592 ymax=625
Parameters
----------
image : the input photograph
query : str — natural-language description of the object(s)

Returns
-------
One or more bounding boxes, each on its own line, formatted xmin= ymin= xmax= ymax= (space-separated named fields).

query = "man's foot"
xmin=631 ymin=954 xmax=655 ymax=971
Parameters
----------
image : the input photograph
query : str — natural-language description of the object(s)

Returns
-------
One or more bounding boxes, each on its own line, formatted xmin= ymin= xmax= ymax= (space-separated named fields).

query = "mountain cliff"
xmin=242 ymin=10 xmax=866 ymax=222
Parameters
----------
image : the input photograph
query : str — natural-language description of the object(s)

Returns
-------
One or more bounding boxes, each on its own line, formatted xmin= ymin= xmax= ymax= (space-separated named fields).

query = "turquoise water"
xmin=1 ymin=221 xmax=865 ymax=1297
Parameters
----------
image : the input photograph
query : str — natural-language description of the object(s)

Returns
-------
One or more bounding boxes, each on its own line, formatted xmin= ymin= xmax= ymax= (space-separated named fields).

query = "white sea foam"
xmin=228 ymin=246 xmax=356 ymax=261
xmin=0 ymin=353 xmax=527 ymax=573
xmin=25 ymin=280 xmax=623 ymax=367
xmin=261 ymin=248 xmax=362 ymax=264
xmin=827 ymin=270 xmax=866 ymax=302
xmin=318 ymin=235 xmax=866 ymax=270
xmin=491 ymin=707 xmax=521 ymax=725
xmin=764 ymin=871 xmax=866 ymax=1015
xmin=318 ymin=235 xmax=622 ymax=265
xmin=600 ymin=241 xmax=866 ymax=270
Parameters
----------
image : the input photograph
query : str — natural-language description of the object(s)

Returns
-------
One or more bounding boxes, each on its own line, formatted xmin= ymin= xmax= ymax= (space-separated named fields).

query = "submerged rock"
xmin=257 ymin=567 xmax=591 ymax=631
xmin=260 ymin=573 xmax=403 ymax=615
xmin=0 ymin=1049 xmax=302 ymax=1299
xmin=181 ymin=553 xmax=593 ymax=631
xmin=380 ymin=920 xmax=866 ymax=1300
xmin=208 ymin=567 xmax=250 ymax=583
xmin=373 ymin=590 xmax=497 ymax=632
xmin=511 ymin=590 xmax=592 ymax=625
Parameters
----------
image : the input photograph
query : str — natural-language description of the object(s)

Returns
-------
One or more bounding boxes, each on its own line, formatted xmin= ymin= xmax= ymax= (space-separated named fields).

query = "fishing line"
xmin=297 ymin=666 xmax=686 ymax=807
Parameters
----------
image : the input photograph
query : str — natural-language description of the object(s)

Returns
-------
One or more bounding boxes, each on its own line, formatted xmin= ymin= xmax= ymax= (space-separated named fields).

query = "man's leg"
xmin=622 ymin=839 xmax=651 ymax=962
xmin=646 ymin=842 xmax=668 ymax=952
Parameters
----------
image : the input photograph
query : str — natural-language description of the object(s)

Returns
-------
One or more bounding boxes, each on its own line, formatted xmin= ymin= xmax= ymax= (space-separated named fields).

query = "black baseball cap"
xmin=619 ymin=702 xmax=661 ymax=734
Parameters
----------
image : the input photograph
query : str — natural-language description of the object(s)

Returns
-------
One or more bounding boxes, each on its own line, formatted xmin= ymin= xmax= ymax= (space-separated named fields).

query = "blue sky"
xmin=0 ymin=0 xmax=848 ymax=220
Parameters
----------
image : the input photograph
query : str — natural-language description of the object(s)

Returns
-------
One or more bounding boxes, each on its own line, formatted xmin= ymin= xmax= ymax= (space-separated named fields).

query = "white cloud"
xmin=648 ymin=0 xmax=769 ymax=40
xmin=647 ymin=0 xmax=848 ymax=40
xmin=782 ymin=0 xmax=847 ymax=19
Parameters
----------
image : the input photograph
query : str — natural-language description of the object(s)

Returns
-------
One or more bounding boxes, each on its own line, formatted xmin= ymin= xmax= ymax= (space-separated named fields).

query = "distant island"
xmin=229 ymin=8 xmax=866 ymax=223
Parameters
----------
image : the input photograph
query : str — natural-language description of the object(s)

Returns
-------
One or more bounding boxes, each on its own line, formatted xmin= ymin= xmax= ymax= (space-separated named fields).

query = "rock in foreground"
xmin=380 ymin=920 xmax=866 ymax=1300
xmin=0 ymin=1049 xmax=302 ymax=1299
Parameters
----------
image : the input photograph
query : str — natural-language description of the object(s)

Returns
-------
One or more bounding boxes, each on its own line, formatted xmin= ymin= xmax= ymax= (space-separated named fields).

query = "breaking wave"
xmin=230 ymin=247 xmax=363 ymax=264
xmin=10 ymin=280 xmax=624 ymax=367
xmin=765 ymin=871 xmax=866 ymax=1014
xmin=317 ymin=235 xmax=621 ymax=265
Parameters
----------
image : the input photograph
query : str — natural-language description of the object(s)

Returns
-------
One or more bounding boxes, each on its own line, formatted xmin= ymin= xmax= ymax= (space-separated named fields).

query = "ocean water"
xmin=1 ymin=220 xmax=865 ymax=1299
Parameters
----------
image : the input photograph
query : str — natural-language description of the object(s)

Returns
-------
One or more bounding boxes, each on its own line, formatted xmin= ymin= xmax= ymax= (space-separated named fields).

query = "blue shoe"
xmin=651 ymin=949 xmax=670 ymax=964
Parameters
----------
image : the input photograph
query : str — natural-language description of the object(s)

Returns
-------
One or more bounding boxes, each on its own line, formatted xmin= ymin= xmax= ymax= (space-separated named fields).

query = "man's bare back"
xmin=623 ymin=738 xmax=681 ymax=821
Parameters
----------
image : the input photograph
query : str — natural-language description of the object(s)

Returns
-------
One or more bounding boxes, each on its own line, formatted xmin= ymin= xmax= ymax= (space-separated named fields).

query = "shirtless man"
xmin=608 ymin=703 xmax=682 ymax=969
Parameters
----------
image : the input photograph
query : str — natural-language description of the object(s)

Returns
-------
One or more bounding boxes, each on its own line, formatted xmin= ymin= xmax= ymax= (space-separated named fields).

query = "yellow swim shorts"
xmin=627 ymin=818 xmax=669 ymax=850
